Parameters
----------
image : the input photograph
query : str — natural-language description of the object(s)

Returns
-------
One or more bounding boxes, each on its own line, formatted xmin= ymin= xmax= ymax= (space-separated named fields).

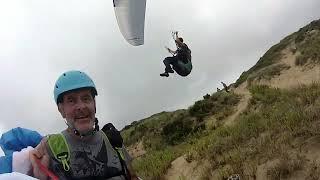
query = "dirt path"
xmin=164 ymin=156 xmax=201 ymax=180
xmin=225 ymin=82 xmax=251 ymax=126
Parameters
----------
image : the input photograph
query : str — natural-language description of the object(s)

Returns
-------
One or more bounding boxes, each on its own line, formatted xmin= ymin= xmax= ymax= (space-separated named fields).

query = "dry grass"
xmin=266 ymin=153 xmax=304 ymax=179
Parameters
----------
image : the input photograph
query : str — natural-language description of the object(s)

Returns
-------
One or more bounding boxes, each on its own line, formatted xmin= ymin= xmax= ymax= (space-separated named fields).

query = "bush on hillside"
xmin=161 ymin=113 xmax=194 ymax=145
xmin=189 ymin=92 xmax=240 ymax=121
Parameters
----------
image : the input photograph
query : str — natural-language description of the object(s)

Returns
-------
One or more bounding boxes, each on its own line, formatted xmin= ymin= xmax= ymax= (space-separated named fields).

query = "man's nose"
xmin=75 ymin=100 xmax=86 ymax=110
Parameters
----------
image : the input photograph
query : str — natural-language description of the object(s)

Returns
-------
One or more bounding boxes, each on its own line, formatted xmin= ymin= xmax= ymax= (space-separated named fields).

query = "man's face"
xmin=58 ymin=88 xmax=96 ymax=133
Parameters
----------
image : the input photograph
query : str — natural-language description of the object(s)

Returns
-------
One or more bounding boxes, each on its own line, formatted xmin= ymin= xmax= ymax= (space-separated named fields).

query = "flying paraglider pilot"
xmin=160 ymin=31 xmax=192 ymax=77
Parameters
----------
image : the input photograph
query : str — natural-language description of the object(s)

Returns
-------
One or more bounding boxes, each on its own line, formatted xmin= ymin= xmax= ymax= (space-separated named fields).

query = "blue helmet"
xmin=54 ymin=70 xmax=97 ymax=104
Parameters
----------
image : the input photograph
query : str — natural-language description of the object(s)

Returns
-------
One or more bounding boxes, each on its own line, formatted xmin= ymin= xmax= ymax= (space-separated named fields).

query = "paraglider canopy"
xmin=113 ymin=0 xmax=146 ymax=46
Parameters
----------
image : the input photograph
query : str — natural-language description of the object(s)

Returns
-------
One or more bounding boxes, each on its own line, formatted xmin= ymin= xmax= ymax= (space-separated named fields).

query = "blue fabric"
xmin=0 ymin=127 xmax=42 ymax=174
xmin=0 ymin=127 xmax=42 ymax=156
xmin=0 ymin=155 xmax=12 ymax=173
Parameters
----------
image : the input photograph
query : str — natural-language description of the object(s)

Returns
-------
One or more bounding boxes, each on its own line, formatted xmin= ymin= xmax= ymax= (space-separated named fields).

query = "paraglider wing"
xmin=113 ymin=0 xmax=146 ymax=46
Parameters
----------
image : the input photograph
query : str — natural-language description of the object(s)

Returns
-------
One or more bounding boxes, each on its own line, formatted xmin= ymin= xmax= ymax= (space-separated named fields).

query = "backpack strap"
xmin=47 ymin=134 xmax=70 ymax=172
xmin=101 ymin=123 xmax=123 ymax=148
xmin=100 ymin=130 xmax=131 ymax=180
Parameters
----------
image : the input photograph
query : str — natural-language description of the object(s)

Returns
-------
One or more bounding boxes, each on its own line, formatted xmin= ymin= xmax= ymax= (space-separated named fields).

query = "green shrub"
xmin=162 ymin=114 xmax=194 ymax=145
xmin=189 ymin=92 xmax=240 ymax=120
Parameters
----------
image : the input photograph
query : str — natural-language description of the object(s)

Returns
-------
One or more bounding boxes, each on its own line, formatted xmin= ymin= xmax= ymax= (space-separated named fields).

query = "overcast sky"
xmin=0 ymin=0 xmax=319 ymax=145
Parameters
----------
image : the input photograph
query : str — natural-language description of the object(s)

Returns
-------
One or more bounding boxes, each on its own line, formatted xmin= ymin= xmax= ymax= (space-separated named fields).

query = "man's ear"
xmin=58 ymin=103 xmax=66 ymax=118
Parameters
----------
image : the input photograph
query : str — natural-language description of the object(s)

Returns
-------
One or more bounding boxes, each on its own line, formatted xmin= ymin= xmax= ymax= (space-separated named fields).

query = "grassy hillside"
xmin=122 ymin=91 xmax=241 ymax=178
xmin=121 ymin=19 xmax=320 ymax=180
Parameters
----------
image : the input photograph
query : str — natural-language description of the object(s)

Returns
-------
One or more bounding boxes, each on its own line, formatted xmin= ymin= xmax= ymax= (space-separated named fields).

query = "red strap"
xmin=34 ymin=158 xmax=59 ymax=180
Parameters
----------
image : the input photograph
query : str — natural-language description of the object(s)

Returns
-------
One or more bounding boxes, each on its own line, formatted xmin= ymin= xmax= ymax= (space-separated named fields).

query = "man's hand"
xmin=165 ymin=46 xmax=172 ymax=53
xmin=29 ymin=139 xmax=50 ymax=180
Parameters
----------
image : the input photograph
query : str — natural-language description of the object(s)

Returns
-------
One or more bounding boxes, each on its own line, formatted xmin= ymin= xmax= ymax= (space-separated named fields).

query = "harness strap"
xmin=100 ymin=130 xmax=131 ymax=180
xmin=47 ymin=134 xmax=70 ymax=171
